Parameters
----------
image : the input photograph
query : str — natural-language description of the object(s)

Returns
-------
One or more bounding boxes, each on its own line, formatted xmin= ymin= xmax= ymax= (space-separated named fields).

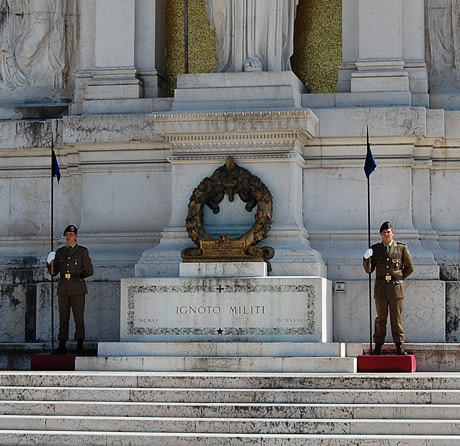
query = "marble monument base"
xmin=172 ymin=72 xmax=307 ymax=112
xmin=120 ymin=275 xmax=332 ymax=342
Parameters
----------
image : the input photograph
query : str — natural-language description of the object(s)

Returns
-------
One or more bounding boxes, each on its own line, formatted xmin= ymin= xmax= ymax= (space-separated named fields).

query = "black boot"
xmin=55 ymin=340 xmax=66 ymax=355
xmin=372 ymin=343 xmax=383 ymax=355
xmin=396 ymin=343 xmax=407 ymax=355
xmin=76 ymin=339 xmax=84 ymax=355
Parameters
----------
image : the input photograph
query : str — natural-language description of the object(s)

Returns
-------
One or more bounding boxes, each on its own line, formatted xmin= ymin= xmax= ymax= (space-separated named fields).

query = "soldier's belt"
xmin=63 ymin=273 xmax=82 ymax=280
xmin=376 ymin=274 xmax=402 ymax=282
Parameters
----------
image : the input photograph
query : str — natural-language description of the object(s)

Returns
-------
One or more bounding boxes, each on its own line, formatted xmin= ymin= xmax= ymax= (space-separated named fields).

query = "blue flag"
xmin=364 ymin=127 xmax=376 ymax=177
xmin=52 ymin=150 xmax=61 ymax=183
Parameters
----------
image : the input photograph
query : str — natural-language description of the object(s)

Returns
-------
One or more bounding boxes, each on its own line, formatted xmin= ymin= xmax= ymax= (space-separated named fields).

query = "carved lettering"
xmin=228 ymin=305 xmax=265 ymax=315
xmin=177 ymin=305 xmax=221 ymax=315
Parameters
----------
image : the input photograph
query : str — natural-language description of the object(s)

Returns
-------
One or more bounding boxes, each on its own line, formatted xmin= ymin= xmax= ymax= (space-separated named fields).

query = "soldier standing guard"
xmin=363 ymin=221 xmax=414 ymax=355
xmin=47 ymin=225 xmax=94 ymax=355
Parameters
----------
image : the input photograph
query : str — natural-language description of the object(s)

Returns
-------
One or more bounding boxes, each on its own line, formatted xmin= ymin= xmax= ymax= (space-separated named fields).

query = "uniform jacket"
xmin=48 ymin=244 xmax=94 ymax=296
xmin=363 ymin=240 xmax=414 ymax=300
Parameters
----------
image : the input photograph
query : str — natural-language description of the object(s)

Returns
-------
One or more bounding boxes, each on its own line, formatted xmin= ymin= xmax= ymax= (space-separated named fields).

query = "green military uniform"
xmin=48 ymin=243 xmax=93 ymax=341
xmin=363 ymin=240 xmax=414 ymax=344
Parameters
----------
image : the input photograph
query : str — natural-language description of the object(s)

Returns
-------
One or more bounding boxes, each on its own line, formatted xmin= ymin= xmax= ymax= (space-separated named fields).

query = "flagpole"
xmin=50 ymin=129 xmax=55 ymax=353
xmin=364 ymin=125 xmax=376 ymax=355
xmin=367 ymin=173 xmax=372 ymax=354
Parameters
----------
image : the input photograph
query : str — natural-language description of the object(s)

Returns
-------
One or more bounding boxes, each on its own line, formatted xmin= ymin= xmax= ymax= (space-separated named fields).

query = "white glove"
xmin=47 ymin=251 xmax=56 ymax=264
xmin=363 ymin=248 xmax=373 ymax=259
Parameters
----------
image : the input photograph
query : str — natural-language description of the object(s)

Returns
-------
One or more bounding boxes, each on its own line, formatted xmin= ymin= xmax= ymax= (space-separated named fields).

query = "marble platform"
xmin=76 ymin=341 xmax=356 ymax=373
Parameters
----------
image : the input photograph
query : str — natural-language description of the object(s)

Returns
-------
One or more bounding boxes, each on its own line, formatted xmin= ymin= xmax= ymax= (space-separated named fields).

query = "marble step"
xmin=96 ymin=342 xmax=346 ymax=357
xmin=0 ymin=431 xmax=459 ymax=446
xmin=1 ymin=414 xmax=460 ymax=435
xmin=2 ymin=371 xmax=460 ymax=390
xmin=2 ymin=400 xmax=460 ymax=419
xmin=0 ymin=386 xmax=459 ymax=404
xmin=1 ymin=372 xmax=460 ymax=445
xmin=75 ymin=355 xmax=357 ymax=373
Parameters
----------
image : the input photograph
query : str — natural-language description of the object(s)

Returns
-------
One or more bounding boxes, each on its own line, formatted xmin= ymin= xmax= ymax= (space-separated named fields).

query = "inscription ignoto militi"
xmin=124 ymin=278 xmax=317 ymax=340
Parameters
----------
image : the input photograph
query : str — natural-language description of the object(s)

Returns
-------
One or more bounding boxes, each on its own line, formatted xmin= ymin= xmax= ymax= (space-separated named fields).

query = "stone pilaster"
xmin=351 ymin=0 xmax=409 ymax=94
xmin=80 ymin=0 xmax=167 ymax=114
xmin=87 ymin=0 xmax=139 ymax=100
xmin=338 ymin=0 xmax=428 ymax=107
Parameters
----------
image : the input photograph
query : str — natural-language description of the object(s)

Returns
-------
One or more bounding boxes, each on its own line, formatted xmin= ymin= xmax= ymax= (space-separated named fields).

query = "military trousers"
xmin=373 ymin=296 xmax=404 ymax=344
xmin=58 ymin=294 xmax=85 ymax=341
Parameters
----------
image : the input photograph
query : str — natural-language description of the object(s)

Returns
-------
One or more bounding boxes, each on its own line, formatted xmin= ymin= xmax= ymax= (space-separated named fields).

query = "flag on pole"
xmin=364 ymin=126 xmax=377 ymax=177
xmin=52 ymin=150 xmax=61 ymax=183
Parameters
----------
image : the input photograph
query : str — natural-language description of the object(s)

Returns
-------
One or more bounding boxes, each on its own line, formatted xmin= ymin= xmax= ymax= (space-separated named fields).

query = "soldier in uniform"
xmin=363 ymin=221 xmax=414 ymax=355
xmin=47 ymin=225 xmax=93 ymax=355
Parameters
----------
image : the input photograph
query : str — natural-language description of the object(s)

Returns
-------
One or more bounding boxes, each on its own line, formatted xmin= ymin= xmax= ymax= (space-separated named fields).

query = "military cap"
xmin=379 ymin=221 xmax=392 ymax=233
xmin=63 ymin=224 xmax=78 ymax=235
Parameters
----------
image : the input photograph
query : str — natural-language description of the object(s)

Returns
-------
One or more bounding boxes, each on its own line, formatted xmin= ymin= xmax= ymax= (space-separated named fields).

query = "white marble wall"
xmin=1 ymin=108 xmax=459 ymax=343
xmin=333 ymin=280 xmax=446 ymax=343
xmin=1 ymin=0 xmax=460 ymax=346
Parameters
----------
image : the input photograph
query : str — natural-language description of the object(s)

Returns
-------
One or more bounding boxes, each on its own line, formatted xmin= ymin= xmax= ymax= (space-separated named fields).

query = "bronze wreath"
xmin=185 ymin=156 xmax=273 ymax=251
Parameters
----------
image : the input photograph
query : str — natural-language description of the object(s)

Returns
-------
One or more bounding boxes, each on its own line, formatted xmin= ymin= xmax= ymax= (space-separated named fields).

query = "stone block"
xmin=426 ymin=109 xmax=445 ymax=138
xmin=446 ymin=282 xmax=460 ymax=342
xmin=314 ymin=107 xmax=426 ymax=138
xmin=86 ymin=83 xmax=141 ymax=100
xmin=172 ymin=72 xmax=307 ymax=111
xmin=120 ymin=276 xmax=332 ymax=342
xmin=63 ymin=114 xmax=159 ymax=143
xmin=351 ymin=74 xmax=409 ymax=92
xmin=0 ymin=284 xmax=27 ymax=342
xmin=75 ymin=355 xmax=356 ymax=373
xmin=179 ymin=262 xmax=267 ymax=278
xmin=335 ymin=91 xmax=411 ymax=107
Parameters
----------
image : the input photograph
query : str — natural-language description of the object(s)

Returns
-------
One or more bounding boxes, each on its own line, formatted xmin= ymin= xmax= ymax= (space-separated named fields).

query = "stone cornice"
xmin=153 ymin=109 xmax=318 ymax=142
xmin=168 ymin=150 xmax=306 ymax=168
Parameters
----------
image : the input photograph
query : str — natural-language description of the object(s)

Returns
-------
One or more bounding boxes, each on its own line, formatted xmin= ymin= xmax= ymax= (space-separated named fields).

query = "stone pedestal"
xmin=172 ymin=72 xmax=307 ymax=112
xmin=135 ymin=109 xmax=325 ymax=278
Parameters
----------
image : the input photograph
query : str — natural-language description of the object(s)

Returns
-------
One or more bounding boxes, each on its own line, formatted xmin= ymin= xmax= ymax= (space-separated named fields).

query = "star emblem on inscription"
xmin=217 ymin=328 xmax=223 ymax=335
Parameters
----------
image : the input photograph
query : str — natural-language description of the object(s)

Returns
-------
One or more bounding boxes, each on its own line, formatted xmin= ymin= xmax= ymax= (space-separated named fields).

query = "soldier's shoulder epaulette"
xmin=396 ymin=241 xmax=407 ymax=246
xmin=371 ymin=242 xmax=382 ymax=249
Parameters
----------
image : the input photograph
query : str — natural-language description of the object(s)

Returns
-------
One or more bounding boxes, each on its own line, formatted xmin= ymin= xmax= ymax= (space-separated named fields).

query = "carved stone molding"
xmin=153 ymin=110 xmax=318 ymax=148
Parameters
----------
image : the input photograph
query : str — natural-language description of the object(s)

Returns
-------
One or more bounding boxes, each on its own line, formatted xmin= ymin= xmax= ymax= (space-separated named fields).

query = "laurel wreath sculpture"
xmin=182 ymin=156 xmax=274 ymax=264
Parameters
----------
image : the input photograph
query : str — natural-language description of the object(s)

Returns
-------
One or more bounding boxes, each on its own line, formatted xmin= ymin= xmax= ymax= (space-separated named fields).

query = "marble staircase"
xmin=0 ymin=371 xmax=460 ymax=445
